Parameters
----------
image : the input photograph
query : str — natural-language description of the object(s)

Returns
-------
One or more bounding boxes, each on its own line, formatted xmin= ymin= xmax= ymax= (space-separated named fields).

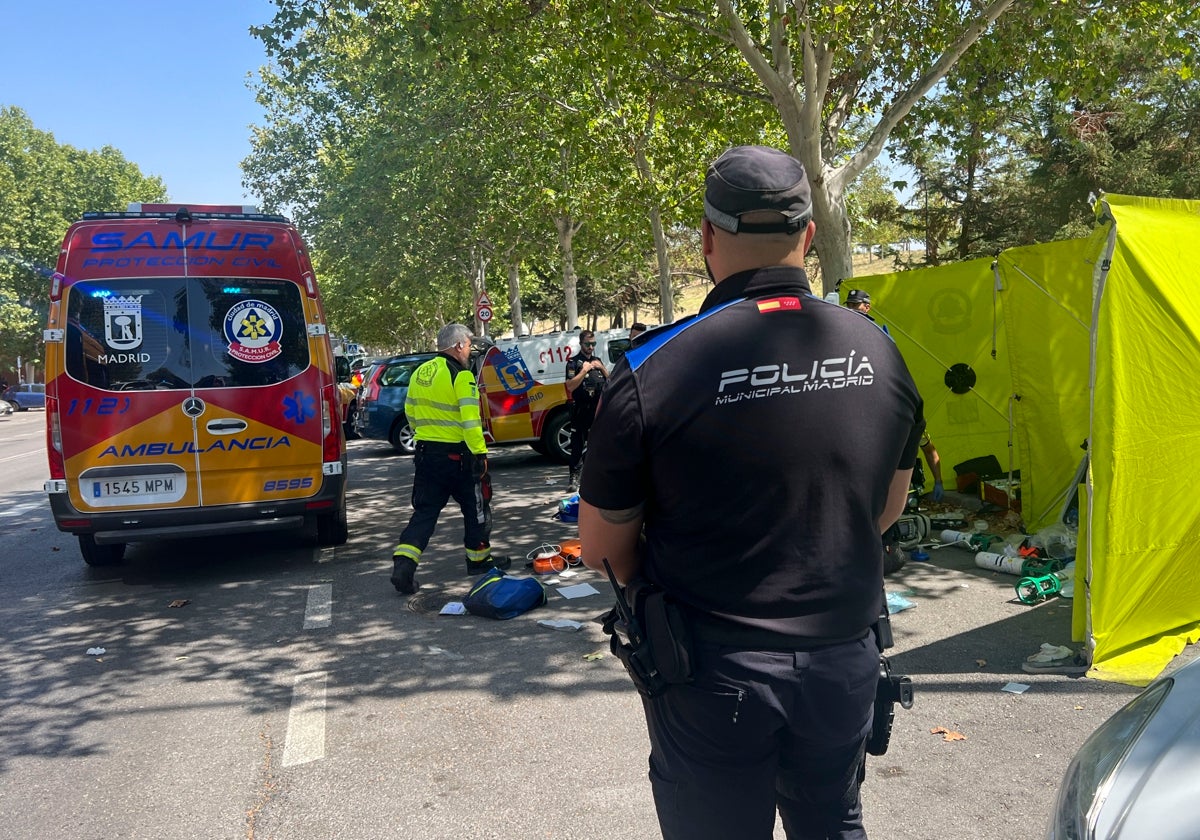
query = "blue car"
xmin=354 ymin=353 xmax=436 ymax=454
xmin=2 ymin=383 xmax=45 ymax=410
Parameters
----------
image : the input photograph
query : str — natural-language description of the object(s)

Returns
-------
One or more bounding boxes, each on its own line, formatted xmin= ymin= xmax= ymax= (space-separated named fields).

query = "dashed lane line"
xmin=303 ymin=584 xmax=332 ymax=629
xmin=282 ymin=585 xmax=333 ymax=768
xmin=281 ymin=671 xmax=328 ymax=768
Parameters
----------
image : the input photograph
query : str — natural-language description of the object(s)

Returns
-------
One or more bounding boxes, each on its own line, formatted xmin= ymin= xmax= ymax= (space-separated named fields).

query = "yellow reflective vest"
xmin=405 ymin=353 xmax=487 ymax=455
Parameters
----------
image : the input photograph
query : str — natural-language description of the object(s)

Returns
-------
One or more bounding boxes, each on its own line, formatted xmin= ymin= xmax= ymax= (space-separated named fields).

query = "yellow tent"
xmin=1085 ymin=195 xmax=1200 ymax=684
xmin=853 ymin=194 xmax=1200 ymax=684
xmin=854 ymin=258 xmax=1018 ymax=495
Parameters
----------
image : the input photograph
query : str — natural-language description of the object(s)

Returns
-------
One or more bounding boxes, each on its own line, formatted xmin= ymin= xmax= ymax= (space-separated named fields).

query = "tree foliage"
xmin=244 ymin=1 xmax=1200 ymax=344
xmin=0 ymin=106 xmax=166 ymax=374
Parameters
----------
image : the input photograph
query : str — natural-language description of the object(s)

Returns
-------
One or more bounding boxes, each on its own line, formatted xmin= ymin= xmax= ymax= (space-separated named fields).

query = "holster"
xmin=866 ymin=654 xmax=914 ymax=756
xmin=865 ymin=593 xmax=915 ymax=756
xmin=627 ymin=580 xmax=694 ymax=685
xmin=600 ymin=579 xmax=694 ymax=697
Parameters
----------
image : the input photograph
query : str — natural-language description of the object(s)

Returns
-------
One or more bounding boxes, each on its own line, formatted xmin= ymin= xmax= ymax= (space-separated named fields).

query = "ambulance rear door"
xmin=51 ymin=216 xmax=327 ymax=516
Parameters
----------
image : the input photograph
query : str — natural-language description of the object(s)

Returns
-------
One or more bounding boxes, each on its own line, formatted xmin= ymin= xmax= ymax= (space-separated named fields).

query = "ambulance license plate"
xmin=84 ymin=474 xmax=186 ymax=506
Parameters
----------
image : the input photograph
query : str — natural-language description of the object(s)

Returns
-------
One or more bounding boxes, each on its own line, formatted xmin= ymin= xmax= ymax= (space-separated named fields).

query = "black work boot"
xmin=390 ymin=556 xmax=418 ymax=594
xmin=464 ymin=555 xmax=512 ymax=575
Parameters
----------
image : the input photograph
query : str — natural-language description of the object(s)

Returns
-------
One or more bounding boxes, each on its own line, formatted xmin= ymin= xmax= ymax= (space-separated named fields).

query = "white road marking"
xmin=281 ymin=671 xmax=327 ymax=767
xmin=0 ymin=497 xmax=47 ymax=520
xmin=303 ymin=584 xmax=332 ymax=629
xmin=0 ymin=450 xmax=41 ymax=463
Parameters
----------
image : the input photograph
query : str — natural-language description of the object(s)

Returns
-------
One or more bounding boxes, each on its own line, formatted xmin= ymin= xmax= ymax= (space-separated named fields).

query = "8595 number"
xmin=263 ymin=477 xmax=314 ymax=492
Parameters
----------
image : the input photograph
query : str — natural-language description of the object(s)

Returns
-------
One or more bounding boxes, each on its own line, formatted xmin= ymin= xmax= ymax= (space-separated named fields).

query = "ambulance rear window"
xmin=64 ymin=278 xmax=310 ymax=390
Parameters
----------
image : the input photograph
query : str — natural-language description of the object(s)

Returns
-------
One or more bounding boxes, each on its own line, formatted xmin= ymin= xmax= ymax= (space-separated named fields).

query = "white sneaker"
xmin=1026 ymin=644 xmax=1073 ymax=663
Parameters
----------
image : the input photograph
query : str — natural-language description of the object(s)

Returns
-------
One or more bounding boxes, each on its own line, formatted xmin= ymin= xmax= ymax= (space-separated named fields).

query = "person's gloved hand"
xmin=932 ymin=480 xmax=945 ymax=502
xmin=472 ymin=453 xmax=489 ymax=479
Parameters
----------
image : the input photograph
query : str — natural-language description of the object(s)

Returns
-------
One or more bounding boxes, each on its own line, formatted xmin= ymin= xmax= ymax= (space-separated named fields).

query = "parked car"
xmin=2 ymin=383 xmax=45 ymax=410
xmin=333 ymin=355 xmax=363 ymax=439
xmin=0 ymin=398 xmax=13 ymax=416
xmin=355 ymin=353 xmax=436 ymax=453
xmin=1046 ymin=653 xmax=1200 ymax=839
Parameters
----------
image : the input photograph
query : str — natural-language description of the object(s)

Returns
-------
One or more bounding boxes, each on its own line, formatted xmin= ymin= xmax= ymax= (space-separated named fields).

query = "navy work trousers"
xmin=397 ymin=442 xmax=492 ymax=553
xmin=642 ymin=633 xmax=878 ymax=840
xmin=568 ymin=400 xmax=597 ymax=472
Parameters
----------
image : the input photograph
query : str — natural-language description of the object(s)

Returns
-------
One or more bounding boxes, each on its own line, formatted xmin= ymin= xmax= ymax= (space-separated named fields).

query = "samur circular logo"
xmin=224 ymin=300 xmax=283 ymax=363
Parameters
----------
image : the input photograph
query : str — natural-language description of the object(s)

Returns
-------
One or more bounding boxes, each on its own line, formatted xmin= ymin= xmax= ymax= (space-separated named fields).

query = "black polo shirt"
xmin=581 ymin=266 xmax=924 ymax=643
xmin=565 ymin=353 xmax=606 ymax=404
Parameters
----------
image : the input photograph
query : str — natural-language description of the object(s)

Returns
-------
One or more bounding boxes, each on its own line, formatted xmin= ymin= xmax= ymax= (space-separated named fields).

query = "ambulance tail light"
xmin=46 ymin=397 xmax=65 ymax=480
xmin=321 ymin=384 xmax=342 ymax=464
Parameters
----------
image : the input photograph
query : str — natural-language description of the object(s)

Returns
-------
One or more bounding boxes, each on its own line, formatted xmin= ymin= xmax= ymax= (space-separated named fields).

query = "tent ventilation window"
xmin=944 ymin=363 xmax=977 ymax=394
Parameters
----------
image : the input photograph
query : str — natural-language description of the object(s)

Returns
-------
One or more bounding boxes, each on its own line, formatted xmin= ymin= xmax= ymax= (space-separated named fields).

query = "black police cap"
xmin=845 ymin=289 xmax=871 ymax=306
xmin=704 ymin=145 xmax=813 ymax=234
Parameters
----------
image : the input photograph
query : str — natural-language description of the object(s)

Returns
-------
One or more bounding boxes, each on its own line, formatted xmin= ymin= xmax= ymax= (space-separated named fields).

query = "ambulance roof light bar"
xmin=81 ymin=204 xmax=288 ymax=223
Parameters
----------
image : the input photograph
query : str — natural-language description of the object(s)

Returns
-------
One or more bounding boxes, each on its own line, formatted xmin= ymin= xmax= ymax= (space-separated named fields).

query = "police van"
xmin=475 ymin=327 xmax=631 ymax=462
xmin=43 ymin=204 xmax=348 ymax=565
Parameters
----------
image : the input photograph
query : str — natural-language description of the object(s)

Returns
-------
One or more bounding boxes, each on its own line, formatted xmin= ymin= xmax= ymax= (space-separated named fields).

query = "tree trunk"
xmin=468 ymin=247 xmax=489 ymax=338
xmin=649 ymin=205 xmax=673 ymax=324
xmin=806 ymin=180 xmax=854 ymax=297
xmin=555 ymin=214 xmax=582 ymax=329
xmin=506 ymin=258 xmax=524 ymax=336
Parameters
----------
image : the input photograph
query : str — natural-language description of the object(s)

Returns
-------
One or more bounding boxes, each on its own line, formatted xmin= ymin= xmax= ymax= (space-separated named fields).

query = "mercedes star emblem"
xmin=181 ymin=397 xmax=205 ymax=418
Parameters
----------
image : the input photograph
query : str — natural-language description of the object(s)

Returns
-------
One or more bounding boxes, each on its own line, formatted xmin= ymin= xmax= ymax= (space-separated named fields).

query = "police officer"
xmin=579 ymin=146 xmax=924 ymax=840
xmin=564 ymin=329 xmax=608 ymax=490
xmin=844 ymin=288 xmax=891 ymax=336
xmin=389 ymin=323 xmax=509 ymax=594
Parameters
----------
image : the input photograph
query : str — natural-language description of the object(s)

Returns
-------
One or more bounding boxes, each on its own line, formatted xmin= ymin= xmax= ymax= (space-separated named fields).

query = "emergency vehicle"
xmin=475 ymin=328 xmax=631 ymax=462
xmin=43 ymin=204 xmax=348 ymax=565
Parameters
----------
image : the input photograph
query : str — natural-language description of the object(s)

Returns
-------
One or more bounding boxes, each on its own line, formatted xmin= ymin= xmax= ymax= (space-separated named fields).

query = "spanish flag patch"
xmin=756 ymin=296 xmax=802 ymax=313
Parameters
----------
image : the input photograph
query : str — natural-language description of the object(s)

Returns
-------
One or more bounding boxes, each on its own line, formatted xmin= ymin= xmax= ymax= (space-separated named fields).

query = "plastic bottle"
xmin=940 ymin=529 xmax=973 ymax=546
xmin=975 ymin=550 xmax=1025 ymax=575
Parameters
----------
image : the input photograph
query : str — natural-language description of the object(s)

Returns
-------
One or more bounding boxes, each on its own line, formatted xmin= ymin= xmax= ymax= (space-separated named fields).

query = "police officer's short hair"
xmin=437 ymin=323 xmax=473 ymax=351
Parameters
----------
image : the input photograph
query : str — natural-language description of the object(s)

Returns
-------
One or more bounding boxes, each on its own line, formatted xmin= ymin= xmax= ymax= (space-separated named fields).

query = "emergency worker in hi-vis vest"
xmin=389 ymin=324 xmax=510 ymax=594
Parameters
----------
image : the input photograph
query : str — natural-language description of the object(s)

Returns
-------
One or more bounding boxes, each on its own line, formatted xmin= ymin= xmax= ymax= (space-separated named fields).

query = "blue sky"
xmin=1 ymin=0 xmax=277 ymax=206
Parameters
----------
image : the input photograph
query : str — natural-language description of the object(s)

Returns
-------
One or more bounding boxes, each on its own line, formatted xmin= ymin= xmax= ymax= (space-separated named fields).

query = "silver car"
xmin=1047 ymin=653 xmax=1200 ymax=839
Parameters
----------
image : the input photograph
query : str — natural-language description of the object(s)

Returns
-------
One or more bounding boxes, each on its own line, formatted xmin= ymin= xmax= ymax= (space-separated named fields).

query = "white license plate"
xmin=83 ymin=474 xmax=187 ymax=507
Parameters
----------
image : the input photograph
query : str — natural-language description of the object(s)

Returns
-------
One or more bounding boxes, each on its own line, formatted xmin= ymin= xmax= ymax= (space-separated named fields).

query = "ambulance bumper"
xmin=48 ymin=474 xmax=347 ymax=543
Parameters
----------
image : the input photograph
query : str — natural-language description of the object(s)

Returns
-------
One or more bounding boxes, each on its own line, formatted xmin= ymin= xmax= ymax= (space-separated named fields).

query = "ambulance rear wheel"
xmin=79 ymin=534 xmax=126 ymax=566
xmin=542 ymin=411 xmax=573 ymax=464
xmin=390 ymin=419 xmax=417 ymax=455
xmin=316 ymin=507 xmax=349 ymax=546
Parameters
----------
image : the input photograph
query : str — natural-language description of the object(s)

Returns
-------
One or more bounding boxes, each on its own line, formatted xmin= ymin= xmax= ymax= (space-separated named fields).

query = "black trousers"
xmin=642 ymin=634 xmax=878 ymax=840
xmin=397 ymin=443 xmax=491 ymax=554
xmin=568 ymin=400 xmax=597 ymax=472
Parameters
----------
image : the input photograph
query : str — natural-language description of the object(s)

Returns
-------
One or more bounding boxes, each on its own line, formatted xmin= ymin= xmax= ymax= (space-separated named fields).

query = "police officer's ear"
xmin=701 ymin=218 xmax=717 ymax=257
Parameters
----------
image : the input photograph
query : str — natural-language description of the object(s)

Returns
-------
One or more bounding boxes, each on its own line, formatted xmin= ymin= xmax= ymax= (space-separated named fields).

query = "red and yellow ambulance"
xmin=43 ymin=204 xmax=347 ymax=565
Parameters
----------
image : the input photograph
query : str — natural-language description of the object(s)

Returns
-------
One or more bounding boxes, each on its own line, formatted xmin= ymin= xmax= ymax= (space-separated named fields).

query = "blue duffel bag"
xmin=463 ymin=569 xmax=547 ymax=620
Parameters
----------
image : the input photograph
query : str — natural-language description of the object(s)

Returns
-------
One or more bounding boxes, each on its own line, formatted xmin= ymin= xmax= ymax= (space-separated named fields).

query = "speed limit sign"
xmin=477 ymin=305 xmax=493 ymax=322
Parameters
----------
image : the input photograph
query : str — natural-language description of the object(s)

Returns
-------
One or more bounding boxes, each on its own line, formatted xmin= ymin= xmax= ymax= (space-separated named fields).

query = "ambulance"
xmin=43 ymin=204 xmax=348 ymax=565
xmin=475 ymin=327 xmax=631 ymax=462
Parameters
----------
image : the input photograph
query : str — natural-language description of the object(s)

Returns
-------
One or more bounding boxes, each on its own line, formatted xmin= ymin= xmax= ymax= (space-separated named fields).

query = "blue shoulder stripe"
xmin=624 ymin=297 xmax=745 ymax=371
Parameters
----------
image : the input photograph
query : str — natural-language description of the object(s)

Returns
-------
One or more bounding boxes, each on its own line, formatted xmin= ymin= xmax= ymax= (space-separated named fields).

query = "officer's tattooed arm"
xmin=579 ymin=501 xmax=645 ymax=584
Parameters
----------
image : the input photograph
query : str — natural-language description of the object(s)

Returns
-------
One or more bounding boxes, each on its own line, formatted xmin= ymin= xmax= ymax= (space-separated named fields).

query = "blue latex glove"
xmin=932 ymin=480 xmax=945 ymax=502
